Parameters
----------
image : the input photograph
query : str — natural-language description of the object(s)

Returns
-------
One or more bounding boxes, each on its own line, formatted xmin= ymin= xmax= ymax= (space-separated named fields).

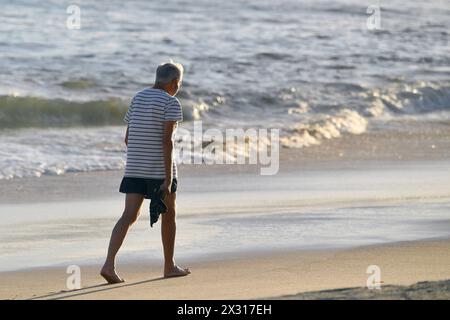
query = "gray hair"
xmin=155 ymin=61 xmax=184 ymax=85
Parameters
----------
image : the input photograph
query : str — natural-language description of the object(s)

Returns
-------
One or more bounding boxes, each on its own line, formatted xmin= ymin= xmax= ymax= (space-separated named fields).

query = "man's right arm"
xmin=125 ymin=125 xmax=129 ymax=146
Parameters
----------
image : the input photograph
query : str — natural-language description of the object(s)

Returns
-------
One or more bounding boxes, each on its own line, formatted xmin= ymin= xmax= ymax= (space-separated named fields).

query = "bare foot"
xmin=100 ymin=267 xmax=125 ymax=284
xmin=164 ymin=265 xmax=191 ymax=278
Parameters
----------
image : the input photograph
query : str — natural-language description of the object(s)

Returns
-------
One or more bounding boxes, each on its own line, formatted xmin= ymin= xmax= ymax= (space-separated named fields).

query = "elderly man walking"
xmin=101 ymin=62 xmax=190 ymax=284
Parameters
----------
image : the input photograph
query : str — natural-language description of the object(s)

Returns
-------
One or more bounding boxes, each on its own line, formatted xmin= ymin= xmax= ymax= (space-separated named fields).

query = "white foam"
xmin=281 ymin=109 xmax=368 ymax=148
xmin=0 ymin=127 xmax=126 ymax=180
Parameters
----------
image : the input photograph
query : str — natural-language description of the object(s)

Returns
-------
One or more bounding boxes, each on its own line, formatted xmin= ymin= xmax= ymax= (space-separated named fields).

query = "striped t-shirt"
xmin=123 ymin=87 xmax=183 ymax=179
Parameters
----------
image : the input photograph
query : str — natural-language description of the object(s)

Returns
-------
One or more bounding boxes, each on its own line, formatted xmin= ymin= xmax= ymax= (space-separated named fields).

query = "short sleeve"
xmin=164 ymin=97 xmax=183 ymax=122
xmin=123 ymin=97 xmax=135 ymax=123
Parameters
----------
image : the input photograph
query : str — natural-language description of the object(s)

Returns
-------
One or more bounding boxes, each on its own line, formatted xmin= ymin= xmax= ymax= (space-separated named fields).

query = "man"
xmin=100 ymin=62 xmax=190 ymax=284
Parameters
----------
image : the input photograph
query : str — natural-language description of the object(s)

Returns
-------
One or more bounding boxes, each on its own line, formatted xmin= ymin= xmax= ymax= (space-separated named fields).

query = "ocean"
xmin=1 ymin=0 xmax=449 ymax=179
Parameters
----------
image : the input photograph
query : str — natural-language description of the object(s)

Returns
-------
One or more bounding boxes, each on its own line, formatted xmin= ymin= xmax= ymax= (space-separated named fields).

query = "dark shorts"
xmin=119 ymin=177 xmax=177 ymax=199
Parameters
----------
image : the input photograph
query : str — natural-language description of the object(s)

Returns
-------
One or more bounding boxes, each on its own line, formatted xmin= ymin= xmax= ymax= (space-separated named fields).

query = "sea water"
xmin=0 ymin=0 xmax=449 ymax=179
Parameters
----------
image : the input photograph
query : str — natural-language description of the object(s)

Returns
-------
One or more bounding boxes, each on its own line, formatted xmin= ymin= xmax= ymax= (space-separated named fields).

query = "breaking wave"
xmin=0 ymin=96 xmax=128 ymax=128
xmin=281 ymin=109 xmax=368 ymax=148
xmin=367 ymin=82 xmax=450 ymax=115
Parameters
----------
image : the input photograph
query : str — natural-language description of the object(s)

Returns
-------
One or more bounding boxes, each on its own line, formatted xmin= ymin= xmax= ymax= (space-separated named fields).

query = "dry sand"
xmin=1 ymin=239 xmax=449 ymax=300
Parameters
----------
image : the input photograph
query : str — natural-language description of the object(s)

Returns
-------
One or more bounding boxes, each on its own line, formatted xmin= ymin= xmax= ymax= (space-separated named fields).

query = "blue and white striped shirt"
xmin=123 ymin=87 xmax=183 ymax=179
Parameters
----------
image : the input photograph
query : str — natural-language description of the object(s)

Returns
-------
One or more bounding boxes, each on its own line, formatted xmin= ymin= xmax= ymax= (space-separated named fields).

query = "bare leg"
xmin=161 ymin=192 xmax=191 ymax=277
xmin=101 ymin=193 xmax=144 ymax=284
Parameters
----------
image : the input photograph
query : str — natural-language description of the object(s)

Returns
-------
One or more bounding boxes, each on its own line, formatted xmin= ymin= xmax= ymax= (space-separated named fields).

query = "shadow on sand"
xmin=28 ymin=276 xmax=166 ymax=300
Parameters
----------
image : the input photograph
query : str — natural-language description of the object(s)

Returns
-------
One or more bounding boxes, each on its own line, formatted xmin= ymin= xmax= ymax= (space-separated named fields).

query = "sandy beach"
xmin=1 ymin=239 xmax=450 ymax=300
xmin=1 ymin=123 xmax=450 ymax=300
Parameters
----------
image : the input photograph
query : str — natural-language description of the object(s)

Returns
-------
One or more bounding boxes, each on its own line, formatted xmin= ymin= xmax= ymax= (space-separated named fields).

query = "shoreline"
xmin=1 ymin=157 xmax=449 ymax=204
xmin=1 ymin=120 xmax=450 ymax=205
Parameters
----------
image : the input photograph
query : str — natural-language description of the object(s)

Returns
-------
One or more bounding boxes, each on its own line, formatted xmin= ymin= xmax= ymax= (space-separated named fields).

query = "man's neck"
xmin=153 ymin=84 xmax=165 ymax=90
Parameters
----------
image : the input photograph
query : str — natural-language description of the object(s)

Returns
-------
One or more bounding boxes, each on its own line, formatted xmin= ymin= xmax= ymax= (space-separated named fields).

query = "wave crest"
xmin=0 ymin=96 xmax=127 ymax=128
xmin=368 ymin=82 xmax=450 ymax=115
